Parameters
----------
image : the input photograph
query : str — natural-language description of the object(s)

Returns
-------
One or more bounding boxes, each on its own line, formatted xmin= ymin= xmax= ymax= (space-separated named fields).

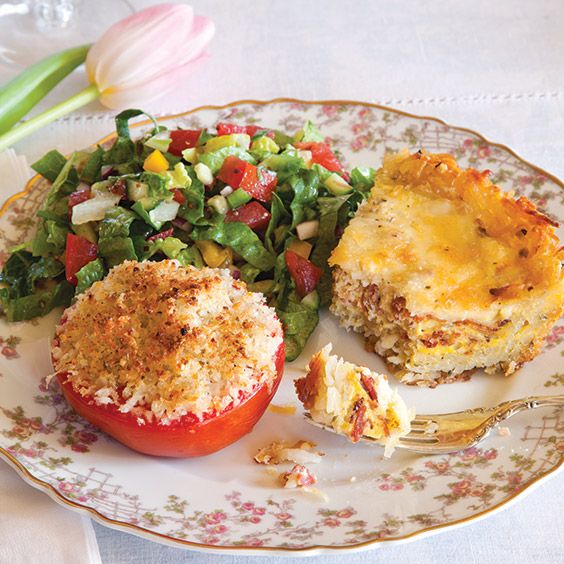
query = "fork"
xmin=304 ymin=394 xmax=564 ymax=454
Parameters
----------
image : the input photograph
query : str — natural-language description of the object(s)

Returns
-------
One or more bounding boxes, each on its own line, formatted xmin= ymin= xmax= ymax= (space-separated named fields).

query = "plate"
xmin=0 ymin=99 xmax=562 ymax=555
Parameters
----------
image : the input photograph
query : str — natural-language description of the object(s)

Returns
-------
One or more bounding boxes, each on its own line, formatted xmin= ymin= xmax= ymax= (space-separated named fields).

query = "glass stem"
xmin=0 ymin=84 xmax=100 ymax=152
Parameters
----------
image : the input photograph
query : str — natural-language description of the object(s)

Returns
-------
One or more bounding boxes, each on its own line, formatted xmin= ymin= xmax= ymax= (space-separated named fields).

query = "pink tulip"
xmin=0 ymin=4 xmax=215 ymax=150
xmin=86 ymin=4 xmax=215 ymax=108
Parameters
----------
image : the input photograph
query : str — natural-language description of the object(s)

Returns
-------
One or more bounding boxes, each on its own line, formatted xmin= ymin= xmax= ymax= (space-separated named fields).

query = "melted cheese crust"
xmin=330 ymin=150 xmax=564 ymax=323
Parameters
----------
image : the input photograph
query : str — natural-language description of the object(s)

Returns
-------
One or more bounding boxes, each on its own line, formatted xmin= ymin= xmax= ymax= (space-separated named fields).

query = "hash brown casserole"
xmin=329 ymin=150 xmax=564 ymax=386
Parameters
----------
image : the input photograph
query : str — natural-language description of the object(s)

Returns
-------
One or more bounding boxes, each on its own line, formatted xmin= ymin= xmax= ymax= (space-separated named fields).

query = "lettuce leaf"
xmin=142 ymin=236 xmax=187 ymax=260
xmin=350 ymin=166 xmax=376 ymax=192
xmin=31 ymin=150 xmax=67 ymax=182
xmin=75 ymin=259 xmax=105 ymax=294
xmin=192 ymin=221 xmax=275 ymax=271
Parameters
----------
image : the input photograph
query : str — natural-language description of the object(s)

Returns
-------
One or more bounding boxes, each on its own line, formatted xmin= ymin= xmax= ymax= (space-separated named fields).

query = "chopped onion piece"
xmin=296 ymin=220 xmax=319 ymax=240
xmin=194 ymin=162 xmax=214 ymax=186
xmin=220 ymin=185 xmax=234 ymax=197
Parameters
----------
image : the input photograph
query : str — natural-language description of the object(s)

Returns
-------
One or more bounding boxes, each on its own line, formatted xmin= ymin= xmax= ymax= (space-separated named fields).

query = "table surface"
xmin=1 ymin=0 xmax=563 ymax=562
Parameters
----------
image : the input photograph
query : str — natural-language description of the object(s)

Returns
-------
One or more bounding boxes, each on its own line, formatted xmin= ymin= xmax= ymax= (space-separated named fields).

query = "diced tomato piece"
xmin=217 ymin=155 xmax=248 ymax=188
xmin=241 ymin=167 xmax=277 ymax=202
xmin=147 ymin=227 xmax=174 ymax=242
xmin=217 ymin=156 xmax=278 ymax=202
xmin=216 ymin=123 xmax=274 ymax=138
xmin=294 ymin=142 xmax=345 ymax=173
xmin=225 ymin=202 xmax=272 ymax=232
xmin=172 ymin=188 xmax=186 ymax=204
xmin=68 ymin=187 xmax=91 ymax=212
xmin=168 ymin=129 xmax=201 ymax=156
xmin=65 ymin=233 xmax=97 ymax=286
xmin=285 ymin=250 xmax=323 ymax=298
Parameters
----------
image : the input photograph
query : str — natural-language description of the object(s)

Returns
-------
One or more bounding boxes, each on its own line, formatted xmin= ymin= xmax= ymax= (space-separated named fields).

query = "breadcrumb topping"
xmin=52 ymin=260 xmax=283 ymax=424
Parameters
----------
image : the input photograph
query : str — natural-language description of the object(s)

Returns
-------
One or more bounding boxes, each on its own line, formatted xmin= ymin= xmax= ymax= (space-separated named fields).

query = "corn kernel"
xmin=143 ymin=149 xmax=169 ymax=173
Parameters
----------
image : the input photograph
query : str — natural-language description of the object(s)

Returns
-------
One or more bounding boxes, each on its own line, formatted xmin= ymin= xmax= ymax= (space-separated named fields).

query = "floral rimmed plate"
xmin=0 ymin=99 xmax=562 ymax=556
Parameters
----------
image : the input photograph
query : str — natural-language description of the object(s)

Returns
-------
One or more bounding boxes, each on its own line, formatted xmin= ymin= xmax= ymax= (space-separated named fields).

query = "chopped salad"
xmin=0 ymin=110 xmax=375 ymax=360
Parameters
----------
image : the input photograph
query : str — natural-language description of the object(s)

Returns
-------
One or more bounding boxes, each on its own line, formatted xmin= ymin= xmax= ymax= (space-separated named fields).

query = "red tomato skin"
xmin=294 ymin=142 xmax=344 ymax=173
xmin=55 ymin=340 xmax=285 ymax=458
xmin=285 ymin=250 xmax=323 ymax=297
xmin=168 ymin=129 xmax=201 ymax=156
xmin=216 ymin=123 xmax=274 ymax=138
xmin=68 ymin=187 xmax=91 ymax=212
xmin=172 ymin=188 xmax=186 ymax=204
xmin=65 ymin=233 xmax=98 ymax=285
xmin=241 ymin=168 xmax=277 ymax=203
xmin=217 ymin=155 xmax=248 ymax=187
xmin=225 ymin=202 xmax=272 ymax=232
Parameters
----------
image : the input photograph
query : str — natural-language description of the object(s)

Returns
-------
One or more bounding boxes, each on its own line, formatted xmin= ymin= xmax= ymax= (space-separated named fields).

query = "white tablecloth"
xmin=0 ymin=0 xmax=563 ymax=562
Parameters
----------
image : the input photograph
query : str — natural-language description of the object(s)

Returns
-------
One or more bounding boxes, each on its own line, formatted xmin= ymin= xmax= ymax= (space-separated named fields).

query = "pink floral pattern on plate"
xmin=0 ymin=100 xmax=562 ymax=554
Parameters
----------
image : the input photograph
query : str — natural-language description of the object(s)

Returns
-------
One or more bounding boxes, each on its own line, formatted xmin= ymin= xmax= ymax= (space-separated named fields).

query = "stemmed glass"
xmin=0 ymin=0 xmax=134 ymax=67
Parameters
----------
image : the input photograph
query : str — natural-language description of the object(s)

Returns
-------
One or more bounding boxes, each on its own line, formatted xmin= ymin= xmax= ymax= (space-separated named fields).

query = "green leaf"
xmin=75 ymin=258 xmax=105 ymax=294
xmin=98 ymin=207 xmax=137 ymax=241
xmin=259 ymin=153 xmax=306 ymax=183
xmin=141 ymin=171 xmax=172 ymax=199
xmin=0 ymin=251 xmax=35 ymax=297
xmin=31 ymin=150 xmax=67 ymax=182
xmin=1 ymin=280 xmax=74 ymax=322
xmin=265 ymin=193 xmax=290 ymax=253
xmin=193 ymin=221 xmax=275 ymax=271
xmin=176 ymin=245 xmax=204 ymax=267
xmin=277 ymin=299 xmax=319 ymax=361
xmin=104 ymin=109 xmax=157 ymax=165
xmin=311 ymin=195 xmax=349 ymax=306
xmin=299 ymin=120 xmax=324 ymax=143
xmin=142 ymin=236 xmax=187 ymax=260
xmin=98 ymin=237 xmax=137 ymax=267
xmin=350 ymin=167 xmax=376 ymax=192
xmin=0 ymin=45 xmax=89 ymax=134
xmin=44 ymin=152 xmax=79 ymax=211
xmin=288 ymin=169 xmax=319 ymax=228
xmin=239 ymin=263 xmax=261 ymax=284
xmin=177 ymin=177 xmax=205 ymax=224
xmin=27 ymin=257 xmax=64 ymax=291
xmin=80 ymin=146 xmax=105 ymax=184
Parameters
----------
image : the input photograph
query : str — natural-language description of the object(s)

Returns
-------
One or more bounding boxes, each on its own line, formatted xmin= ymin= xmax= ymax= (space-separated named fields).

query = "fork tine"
xmin=399 ymin=436 xmax=440 ymax=445
xmin=410 ymin=416 xmax=437 ymax=425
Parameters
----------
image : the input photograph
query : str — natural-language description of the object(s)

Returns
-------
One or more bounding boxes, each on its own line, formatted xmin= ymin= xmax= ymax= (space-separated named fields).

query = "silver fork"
xmin=304 ymin=394 xmax=564 ymax=455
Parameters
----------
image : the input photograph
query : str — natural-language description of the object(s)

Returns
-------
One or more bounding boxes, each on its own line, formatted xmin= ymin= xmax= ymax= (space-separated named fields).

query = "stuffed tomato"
xmin=51 ymin=260 xmax=285 ymax=457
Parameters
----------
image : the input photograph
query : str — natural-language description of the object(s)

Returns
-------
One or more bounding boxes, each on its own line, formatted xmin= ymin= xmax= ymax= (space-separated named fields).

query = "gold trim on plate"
xmin=0 ymin=98 xmax=562 ymax=554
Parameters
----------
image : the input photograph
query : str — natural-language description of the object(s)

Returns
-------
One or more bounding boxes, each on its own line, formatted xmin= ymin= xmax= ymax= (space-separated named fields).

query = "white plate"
xmin=0 ymin=99 xmax=562 ymax=555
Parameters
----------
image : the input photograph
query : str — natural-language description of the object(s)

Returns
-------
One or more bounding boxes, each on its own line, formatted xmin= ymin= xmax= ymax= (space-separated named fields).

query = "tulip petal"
xmin=86 ymin=3 xmax=214 ymax=108
xmin=107 ymin=16 xmax=215 ymax=93
xmin=88 ymin=5 xmax=194 ymax=90
xmin=99 ymin=54 xmax=209 ymax=109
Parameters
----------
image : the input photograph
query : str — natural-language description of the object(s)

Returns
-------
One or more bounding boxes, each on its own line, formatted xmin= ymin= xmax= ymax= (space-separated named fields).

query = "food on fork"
xmin=51 ymin=260 xmax=285 ymax=457
xmin=295 ymin=344 xmax=412 ymax=456
xmin=330 ymin=150 xmax=564 ymax=386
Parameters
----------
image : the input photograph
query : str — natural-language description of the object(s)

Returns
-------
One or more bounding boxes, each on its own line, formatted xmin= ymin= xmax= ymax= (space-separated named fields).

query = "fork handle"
xmin=498 ymin=394 xmax=564 ymax=415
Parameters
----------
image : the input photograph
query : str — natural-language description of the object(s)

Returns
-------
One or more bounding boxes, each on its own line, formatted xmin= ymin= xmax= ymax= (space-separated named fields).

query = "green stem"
xmin=0 ymin=84 xmax=100 ymax=152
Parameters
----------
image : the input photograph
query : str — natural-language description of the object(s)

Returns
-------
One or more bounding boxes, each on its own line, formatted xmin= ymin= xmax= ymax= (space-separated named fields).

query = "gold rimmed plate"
xmin=0 ymin=99 xmax=562 ymax=555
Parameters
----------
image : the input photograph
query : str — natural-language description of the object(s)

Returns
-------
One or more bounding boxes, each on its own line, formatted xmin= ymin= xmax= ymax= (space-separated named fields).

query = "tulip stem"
xmin=0 ymin=84 xmax=100 ymax=152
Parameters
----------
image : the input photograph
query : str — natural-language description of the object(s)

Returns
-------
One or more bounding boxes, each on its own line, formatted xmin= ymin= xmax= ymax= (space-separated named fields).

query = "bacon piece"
xmin=350 ymin=399 xmax=367 ymax=442
xmin=360 ymin=373 xmax=378 ymax=402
